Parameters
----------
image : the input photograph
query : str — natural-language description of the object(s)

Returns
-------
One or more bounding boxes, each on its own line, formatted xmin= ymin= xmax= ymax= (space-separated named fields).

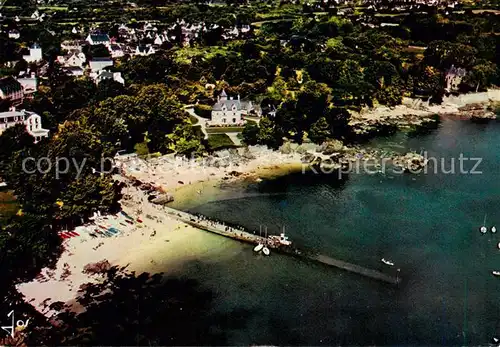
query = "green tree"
xmin=6 ymin=120 xmax=120 ymax=224
xmin=461 ymin=62 xmax=498 ymax=92
xmin=324 ymin=107 xmax=351 ymax=139
xmin=242 ymin=122 xmax=259 ymax=145
xmin=166 ymin=123 xmax=205 ymax=157
xmin=0 ymin=213 xmax=61 ymax=284
xmin=0 ymin=124 xmax=34 ymax=177
xmin=376 ymin=85 xmax=404 ymax=107
xmin=89 ymin=99 xmax=130 ymax=146
xmin=94 ymin=79 xmax=126 ymax=102
xmin=309 ymin=117 xmax=331 ymax=144
xmin=257 ymin=116 xmax=283 ymax=149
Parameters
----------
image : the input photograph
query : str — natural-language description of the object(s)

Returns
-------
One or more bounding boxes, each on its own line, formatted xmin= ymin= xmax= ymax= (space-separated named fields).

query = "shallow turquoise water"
xmin=173 ymin=119 xmax=500 ymax=345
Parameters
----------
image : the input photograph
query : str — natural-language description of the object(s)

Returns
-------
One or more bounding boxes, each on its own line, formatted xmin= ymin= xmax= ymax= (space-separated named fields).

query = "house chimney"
xmin=238 ymin=94 xmax=240 ymax=103
xmin=9 ymin=106 xmax=15 ymax=112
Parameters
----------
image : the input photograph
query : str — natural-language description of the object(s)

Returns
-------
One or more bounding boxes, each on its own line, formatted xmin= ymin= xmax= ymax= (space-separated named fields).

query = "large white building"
xmin=209 ymin=90 xmax=260 ymax=126
xmin=57 ymin=51 xmax=86 ymax=68
xmin=17 ymin=73 xmax=38 ymax=99
xmin=0 ymin=108 xmax=49 ymax=143
xmin=22 ymin=43 xmax=43 ymax=63
xmin=89 ymin=58 xmax=113 ymax=73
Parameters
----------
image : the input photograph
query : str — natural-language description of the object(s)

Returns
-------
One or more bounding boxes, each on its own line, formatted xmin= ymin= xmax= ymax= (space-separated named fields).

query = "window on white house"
xmin=232 ymin=118 xmax=236 ymax=123
xmin=222 ymin=118 xmax=226 ymax=123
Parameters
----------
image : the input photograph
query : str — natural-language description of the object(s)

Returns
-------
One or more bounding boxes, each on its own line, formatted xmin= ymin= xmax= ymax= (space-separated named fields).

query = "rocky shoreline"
xmin=294 ymin=140 xmax=428 ymax=175
xmin=349 ymin=95 xmax=499 ymax=138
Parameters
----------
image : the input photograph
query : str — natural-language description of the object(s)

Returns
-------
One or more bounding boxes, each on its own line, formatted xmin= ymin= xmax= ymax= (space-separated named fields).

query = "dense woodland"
xmin=0 ymin=0 xmax=500 ymax=344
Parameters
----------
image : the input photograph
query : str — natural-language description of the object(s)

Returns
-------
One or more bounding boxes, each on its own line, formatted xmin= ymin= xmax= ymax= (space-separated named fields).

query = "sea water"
xmin=169 ymin=118 xmax=500 ymax=345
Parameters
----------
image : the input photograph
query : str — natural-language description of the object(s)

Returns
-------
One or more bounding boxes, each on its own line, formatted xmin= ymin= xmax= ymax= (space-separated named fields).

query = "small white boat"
xmin=480 ymin=214 xmax=487 ymax=234
xmin=497 ymin=242 xmax=500 ymax=250
xmin=253 ymin=244 xmax=264 ymax=252
xmin=279 ymin=226 xmax=292 ymax=246
xmin=262 ymin=226 xmax=270 ymax=255
xmin=493 ymin=337 xmax=499 ymax=343
xmin=381 ymin=258 xmax=394 ymax=266
xmin=254 ymin=225 xmax=264 ymax=253
xmin=492 ymin=271 xmax=500 ymax=277
xmin=492 ymin=226 xmax=497 ymax=233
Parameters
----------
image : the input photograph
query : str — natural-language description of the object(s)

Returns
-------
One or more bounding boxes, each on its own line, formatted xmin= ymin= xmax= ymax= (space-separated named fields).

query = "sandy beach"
xmin=17 ymin=147 xmax=305 ymax=317
xmin=16 ymin=183 xmax=232 ymax=316
xmin=118 ymin=145 xmax=305 ymax=199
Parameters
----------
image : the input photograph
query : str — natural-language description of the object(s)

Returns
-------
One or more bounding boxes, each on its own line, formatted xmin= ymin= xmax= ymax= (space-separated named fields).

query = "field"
xmin=207 ymin=133 xmax=237 ymax=150
xmin=206 ymin=126 xmax=245 ymax=134
xmin=174 ymin=46 xmax=233 ymax=64
xmin=0 ymin=190 xmax=18 ymax=225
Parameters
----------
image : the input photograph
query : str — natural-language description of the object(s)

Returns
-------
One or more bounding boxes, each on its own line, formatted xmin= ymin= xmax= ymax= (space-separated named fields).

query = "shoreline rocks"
xmin=392 ymin=152 xmax=428 ymax=173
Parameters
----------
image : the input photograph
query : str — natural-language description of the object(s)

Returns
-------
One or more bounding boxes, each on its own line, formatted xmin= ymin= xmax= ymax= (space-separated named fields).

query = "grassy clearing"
xmin=189 ymin=114 xmax=199 ymax=125
xmin=0 ymin=191 xmax=18 ymax=225
xmin=39 ymin=6 xmax=68 ymax=11
xmin=174 ymin=46 xmax=233 ymax=64
xmin=206 ymin=126 xmax=245 ymax=134
xmin=405 ymin=45 xmax=427 ymax=53
xmin=374 ymin=13 xmax=409 ymax=17
xmin=207 ymin=133 xmax=237 ymax=150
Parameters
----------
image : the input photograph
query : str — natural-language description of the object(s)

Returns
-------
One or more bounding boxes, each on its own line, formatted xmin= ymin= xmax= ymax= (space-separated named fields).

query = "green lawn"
xmin=39 ymin=6 xmax=68 ymax=10
xmin=0 ymin=191 xmax=18 ymax=225
xmin=189 ymin=115 xmax=199 ymax=125
xmin=174 ymin=46 xmax=233 ymax=64
xmin=207 ymin=134 xmax=237 ymax=150
xmin=206 ymin=127 xmax=245 ymax=134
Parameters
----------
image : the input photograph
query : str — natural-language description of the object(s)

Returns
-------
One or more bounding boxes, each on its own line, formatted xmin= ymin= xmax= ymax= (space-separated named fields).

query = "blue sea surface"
xmin=173 ymin=119 xmax=500 ymax=345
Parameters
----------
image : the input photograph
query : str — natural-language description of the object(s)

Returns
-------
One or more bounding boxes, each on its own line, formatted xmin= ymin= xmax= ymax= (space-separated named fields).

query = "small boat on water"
xmin=262 ymin=226 xmax=270 ymax=255
xmin=381 ymin=258 xmax=394 ymax=266
xmin=492 ymin=226 xmax=497 ymax=233
xmin=254 ymin=225 xmax=264 ymax=253
xmin=497 ymin=242 xmax=500 ymax=250
xmin=279 ymin=226 xmax=292 ymax=246
xmin=254 ymin=244 xmax=264 ymax=252
xmin=480 ymin=214 xmax=487 ymax=234
xmin=492 ymin=271 xmax=500 ymax=277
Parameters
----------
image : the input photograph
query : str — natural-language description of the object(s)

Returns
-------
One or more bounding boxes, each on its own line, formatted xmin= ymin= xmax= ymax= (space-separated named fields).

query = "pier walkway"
xmin=160 ymin=206 xmax=401 ymax=285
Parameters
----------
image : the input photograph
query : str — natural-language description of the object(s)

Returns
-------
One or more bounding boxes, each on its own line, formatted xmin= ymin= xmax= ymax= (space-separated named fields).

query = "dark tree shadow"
xmin=39 ymin=265 xmax=252 ymax=346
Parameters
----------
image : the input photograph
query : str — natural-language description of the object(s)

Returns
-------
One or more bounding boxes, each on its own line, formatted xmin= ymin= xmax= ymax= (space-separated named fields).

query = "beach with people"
xmin=15 ymin=182 xmax=235 ymax=316
xmin=16 ymin=148 xmax=305 ymax=316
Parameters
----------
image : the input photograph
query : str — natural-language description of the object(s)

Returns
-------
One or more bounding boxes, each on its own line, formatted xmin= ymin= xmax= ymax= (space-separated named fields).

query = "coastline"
xmin=17 ymin=152 xmax=305 ymax=317
xmin=349 ymin=90 xmax=500 ymax=134
xmin=17 ymin=88 xmax=500 ymax=318
xmin=16 ymin=183 xmax=236 ymax=316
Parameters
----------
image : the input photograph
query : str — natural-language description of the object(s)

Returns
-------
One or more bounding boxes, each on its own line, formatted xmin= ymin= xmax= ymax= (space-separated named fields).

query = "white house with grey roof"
xmin=22 ymin=43 xmax=43 ymax=63
xmin=57 ymin=51 xmax=86 ymax=68
xmin=209 ymin=90 xmax=260 ymax=126
xmin=0 ymin=108 xmax=49 ymax=143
